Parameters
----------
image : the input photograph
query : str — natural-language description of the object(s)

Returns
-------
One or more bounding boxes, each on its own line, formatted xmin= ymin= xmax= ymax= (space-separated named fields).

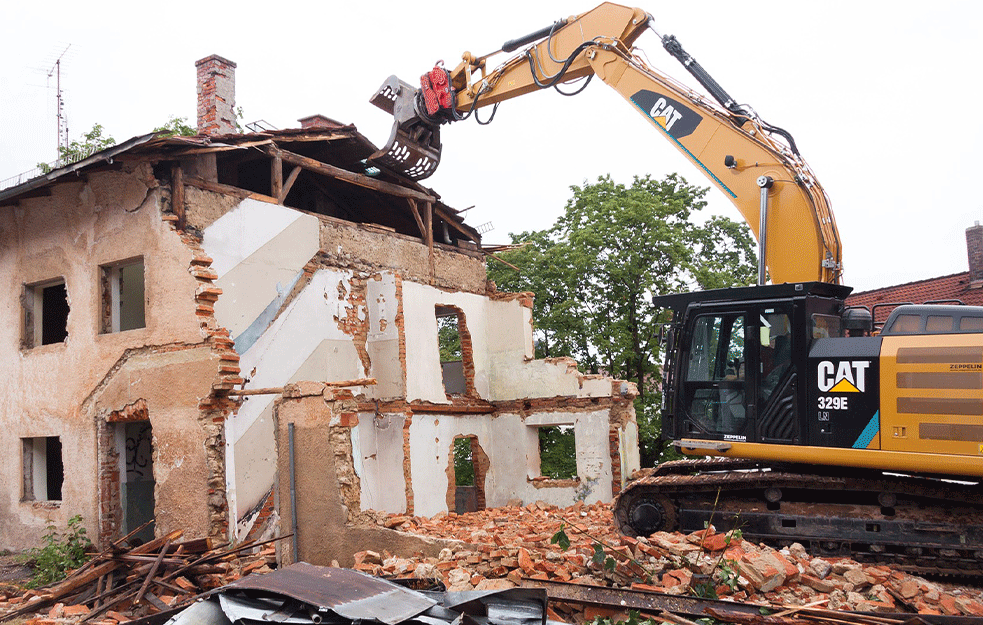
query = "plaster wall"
xmin=0 ymin=165 xmax=211 ymax=549
xmin=403 ymin=409 xmax=614 ymax=518
xmin=401 ymin=282 xmax=614 ymax=403
xmin=273 ymin=390 xmax=456 ymax=567
xmin=219 ymin=266 xmax=369 ymax=520
xmin=352 ymin=412 xmax=407 ymax=512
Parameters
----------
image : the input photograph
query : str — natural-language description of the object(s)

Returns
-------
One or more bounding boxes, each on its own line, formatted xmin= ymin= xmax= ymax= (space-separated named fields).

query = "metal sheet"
xmin=225 ymin=563 xmax=436 ymax=625
xmin=163 ymin=597 xmax=233 ymax=625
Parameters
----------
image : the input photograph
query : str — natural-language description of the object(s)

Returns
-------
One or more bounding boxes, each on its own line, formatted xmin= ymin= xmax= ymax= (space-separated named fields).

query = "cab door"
xmin=680 ymin=312 xmax=750 ymax=440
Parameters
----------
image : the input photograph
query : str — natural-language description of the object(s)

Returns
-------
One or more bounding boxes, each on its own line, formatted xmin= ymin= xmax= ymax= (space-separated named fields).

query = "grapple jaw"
xmin=368 ymin=76 xmax=441 ymax=180
xmin=368 ymin=66 xmax=456 ymax=181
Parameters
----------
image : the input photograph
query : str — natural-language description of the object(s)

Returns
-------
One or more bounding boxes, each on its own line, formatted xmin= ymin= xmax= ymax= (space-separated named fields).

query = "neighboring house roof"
xmin=0 ymin=126 xmax=482 ymax=246
xmin=846 ymin=271 xmax=983 ymax=327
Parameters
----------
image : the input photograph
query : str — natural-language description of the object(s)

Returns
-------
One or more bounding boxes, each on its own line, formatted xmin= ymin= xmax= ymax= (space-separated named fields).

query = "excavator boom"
xmin=368 ymin=2 xmax=841 ymax=285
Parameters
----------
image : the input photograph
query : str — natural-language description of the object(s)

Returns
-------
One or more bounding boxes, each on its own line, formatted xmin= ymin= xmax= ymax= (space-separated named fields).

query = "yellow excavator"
xmin=369 ymin=3 xmax=983 ymax=575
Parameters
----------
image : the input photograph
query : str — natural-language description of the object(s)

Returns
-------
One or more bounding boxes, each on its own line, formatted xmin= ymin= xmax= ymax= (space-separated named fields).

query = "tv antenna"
xmin=47 ymin=45 xmax=71 ymax=155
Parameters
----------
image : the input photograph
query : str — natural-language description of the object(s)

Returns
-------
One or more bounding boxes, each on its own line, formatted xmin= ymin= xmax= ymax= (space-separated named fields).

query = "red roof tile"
xmin=846 ymin=271 xmax=983 ymax=326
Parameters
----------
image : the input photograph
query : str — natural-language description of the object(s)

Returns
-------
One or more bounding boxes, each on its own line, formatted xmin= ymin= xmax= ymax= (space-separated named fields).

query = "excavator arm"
xmin=369 ymin=2 xmax=842 ymax=285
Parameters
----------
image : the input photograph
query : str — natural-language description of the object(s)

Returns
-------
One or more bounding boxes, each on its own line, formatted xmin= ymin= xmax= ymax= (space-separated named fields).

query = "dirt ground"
xmin=0 ymin=552 xmax=32 ymax=588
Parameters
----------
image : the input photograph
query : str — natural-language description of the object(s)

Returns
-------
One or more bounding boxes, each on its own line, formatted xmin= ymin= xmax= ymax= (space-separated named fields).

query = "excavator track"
xmin=614 ymin=460 xmax=983 ymax=577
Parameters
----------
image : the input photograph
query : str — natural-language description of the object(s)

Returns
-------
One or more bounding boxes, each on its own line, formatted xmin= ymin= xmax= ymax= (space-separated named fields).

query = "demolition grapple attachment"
xmin=368 ymin=64 xmax=456 ymax=181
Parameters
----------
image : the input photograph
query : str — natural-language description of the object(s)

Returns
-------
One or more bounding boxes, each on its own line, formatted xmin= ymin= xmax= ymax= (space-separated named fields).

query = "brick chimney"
xmin=297 ymin=114 xmax=342 ymax=130
xmin=196 ymin=55 xmax=237 ymax=136
xmin=968 ymin=221 xmax=983 ymax=286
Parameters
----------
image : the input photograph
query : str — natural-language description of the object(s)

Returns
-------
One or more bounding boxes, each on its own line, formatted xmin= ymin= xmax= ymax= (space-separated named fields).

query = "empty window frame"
xmin=101 ymin=258 xmax=145 ymax=333
xmin=22 ymin=436 xmax=64 ymax=501
xmin=536 ymin=425 xmax=578 ymax=479
xmin=436 ymin=306 xmax=465 ymax=394
xmin=22 ymin=279 xmax=70 ymax=348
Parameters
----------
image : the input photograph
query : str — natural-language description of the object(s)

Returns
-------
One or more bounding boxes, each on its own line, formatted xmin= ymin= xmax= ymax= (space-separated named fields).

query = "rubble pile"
xmin=370 ymin=500 xmax=983 ymax=617
xmin=0 ymin=530 xmax=277 ymax=625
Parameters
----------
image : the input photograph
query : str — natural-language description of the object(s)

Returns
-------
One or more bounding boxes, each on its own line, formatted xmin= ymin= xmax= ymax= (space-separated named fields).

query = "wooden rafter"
xmin=407 ymin=198 xmax=427 ymax=241
xmin=279 ymin=166 xmax=302 ymax=204
xmin=264 ymin=145 xmax=435 ymax=203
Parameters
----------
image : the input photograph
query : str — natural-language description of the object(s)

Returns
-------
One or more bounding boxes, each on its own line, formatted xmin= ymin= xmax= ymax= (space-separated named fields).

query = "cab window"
xmin=684 ymin=314 xmax=746 ymax=436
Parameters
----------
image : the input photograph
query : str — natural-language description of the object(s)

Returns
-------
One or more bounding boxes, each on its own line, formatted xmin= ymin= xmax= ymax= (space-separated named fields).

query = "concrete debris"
xmin=4 ymin=501 xmax=983 ymax=624
xmin=370 ymin=500 xmax=983 ymax=618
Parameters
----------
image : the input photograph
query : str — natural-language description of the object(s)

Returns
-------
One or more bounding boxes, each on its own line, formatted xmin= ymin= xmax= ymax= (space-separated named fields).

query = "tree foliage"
xmin=38 ymin=123 xmax=116 ymax=173
xmin=153 ymin=116 xmax=197 ymax=137
xmin=487 ymin=174 xmax=756 ymax=466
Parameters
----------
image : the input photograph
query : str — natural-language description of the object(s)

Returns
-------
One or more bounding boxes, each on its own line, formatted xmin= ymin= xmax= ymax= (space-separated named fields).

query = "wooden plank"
xmin=227 ymin=378 xmax=377 ymax=396
xmin=487 ymin=252 xmax=520 ymax=272
xmin=409 ymin=402 xmax=495 ymax=414
xmin=267 ymin=145 xmax=435 ymax=203
xmin=433 ymin=203 xmax=480 ymax=243
xmin=134 ymin=539 xmax=170 ymax=605
xmin=279 ymin=166 xmax=302 ymax=204
xmin=183 ymin=176 xmax=279 ymax=205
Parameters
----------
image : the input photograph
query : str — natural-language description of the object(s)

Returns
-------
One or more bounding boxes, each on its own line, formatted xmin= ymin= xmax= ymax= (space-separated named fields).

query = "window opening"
xmin=448 ymin=436 xmax=487 ymax=513
xmin=537 ymin=425 xmax=577 ymax=479
xmin=453 ymin=437 xmax=475 ymax=487
xmin=436 ymin=306 xmax=465 ymax=394
xmin=101 ymin=259 xmax=145 ymax=333
xmin=22 ymin=436 xmax=64 ymax=501
xmin=23 ymin=279 xmax=69 ymax=347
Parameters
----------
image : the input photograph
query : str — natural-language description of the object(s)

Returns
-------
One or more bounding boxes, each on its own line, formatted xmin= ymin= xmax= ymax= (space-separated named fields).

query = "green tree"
xmin=488 ymin=173 xmax=756 ymax=466
xmin=153 ymin=116 xmax=197 ymax=137
xmin=38 ymin=123 xmax=116 ymax=173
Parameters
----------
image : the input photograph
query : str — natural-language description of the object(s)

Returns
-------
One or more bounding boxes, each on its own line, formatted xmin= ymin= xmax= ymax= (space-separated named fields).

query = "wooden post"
xmin=425 ymin=201 xmax=435 ymax=281
xmin=171 ymin=164 xmax=185 ymax=231
xmin=271 ymin=150 xmax=283 ymax=201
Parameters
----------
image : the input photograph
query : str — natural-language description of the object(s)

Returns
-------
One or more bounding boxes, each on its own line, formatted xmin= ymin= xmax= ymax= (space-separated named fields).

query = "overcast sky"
xmin=2 ymin=1 xmax=980 ymax=293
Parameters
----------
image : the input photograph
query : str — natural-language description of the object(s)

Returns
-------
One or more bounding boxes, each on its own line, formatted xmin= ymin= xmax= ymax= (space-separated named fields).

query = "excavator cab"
xmin=658 ymin=282 xmax=850 ymax=450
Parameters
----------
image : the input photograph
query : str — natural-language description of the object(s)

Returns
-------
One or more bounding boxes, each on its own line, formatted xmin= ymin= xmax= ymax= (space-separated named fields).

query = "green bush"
xmin=23 ymin=515 xmax=93 ymax=588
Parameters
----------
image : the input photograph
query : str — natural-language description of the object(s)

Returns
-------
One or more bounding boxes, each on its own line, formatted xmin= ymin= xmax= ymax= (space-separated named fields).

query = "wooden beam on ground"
xmin=265 ymin=145 xmax=435 ymax=203
xmin=279 ymin=166 xmax=302 ymax=204
xmin=134 ymin=539 xmax=170 ymax=605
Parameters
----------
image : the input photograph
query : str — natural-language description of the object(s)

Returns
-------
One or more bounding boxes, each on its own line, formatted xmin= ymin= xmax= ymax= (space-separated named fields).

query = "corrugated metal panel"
xmin=224 ymin=563 xmax=436 ymax=625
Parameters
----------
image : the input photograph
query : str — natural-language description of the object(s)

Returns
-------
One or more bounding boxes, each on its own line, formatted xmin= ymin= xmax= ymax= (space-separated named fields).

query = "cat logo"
xmin=630 ymin=90 xmax=702 ymax=139
xmin=818 ymin=360 xmax=870 ymax=393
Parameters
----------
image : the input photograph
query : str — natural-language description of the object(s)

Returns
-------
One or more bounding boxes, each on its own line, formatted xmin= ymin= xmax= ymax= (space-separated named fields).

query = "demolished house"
xmin=0 ymin=55 xmax=640 ymax=563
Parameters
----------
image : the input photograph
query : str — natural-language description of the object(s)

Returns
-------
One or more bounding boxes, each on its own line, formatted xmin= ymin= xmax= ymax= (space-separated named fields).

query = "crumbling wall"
xmin=272 ymin=385 xmax=457 ymax=567
xmin=187 ymin=191 xmax=639 ymax=540
xmin=195 ymin=196 xmax=493 ymax=527
xmin=0 ymin=164 xmax=223 ymax=550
